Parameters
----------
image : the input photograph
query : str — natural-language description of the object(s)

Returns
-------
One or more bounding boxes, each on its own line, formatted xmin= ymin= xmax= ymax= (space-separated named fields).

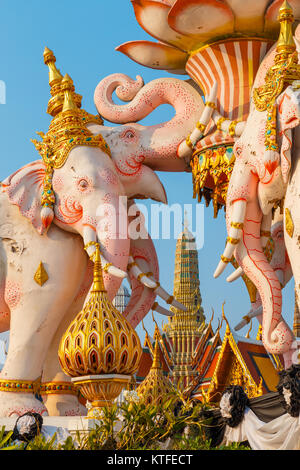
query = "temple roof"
xmin=188 ymin=315 xmax=283 ymax=403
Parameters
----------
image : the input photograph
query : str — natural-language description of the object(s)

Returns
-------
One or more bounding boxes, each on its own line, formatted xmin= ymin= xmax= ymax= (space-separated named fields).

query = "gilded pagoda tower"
xmin=164 ymin=217 xmax=205 ymax=387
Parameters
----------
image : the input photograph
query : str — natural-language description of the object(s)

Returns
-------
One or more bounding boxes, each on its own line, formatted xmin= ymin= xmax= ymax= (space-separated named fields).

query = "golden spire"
xmin=44 ymin=47 xmax=63 ymax=86
xmin=277 ymin=0 xmax=296 ymax=54
xmin=91 ymin=244 xmax=106 ymax=293
xmin=152 ymin=337 xmax=161 ymax=369
xmin=61 ymin=75 xmax=79 ymax=113
xmin=43 ymin=47 xmax=82 ymax=117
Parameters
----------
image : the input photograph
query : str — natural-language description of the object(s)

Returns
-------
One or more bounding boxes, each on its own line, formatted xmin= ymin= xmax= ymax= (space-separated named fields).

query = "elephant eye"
xmin=78 ymin=179 xmax=89 ymax=190
xmin=122 ymin=129 xmax=135 ymax=140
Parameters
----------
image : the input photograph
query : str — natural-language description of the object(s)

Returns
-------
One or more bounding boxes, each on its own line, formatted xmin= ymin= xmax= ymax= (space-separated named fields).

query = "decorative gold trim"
xmin=103 ymin=263 xmax=113 ymax=273
xmin=40 ymin=381 xmax=77 ymax=395
xmin=196 ymin=122 xmax=206 ymax=133
xmin=205 ymin=101 xmax=216 ymax=109
xmin=260 ymin=230 xmax=271 ymax=237
xmin=216 ymin=116 xmax=227 ymax=131
xmin=0 ymin=378 xmax=41 ymax=394
xmin=228 ymin=120 xmax=238 ymax=137
xmin=34 ymin=262 xmax=49 ymax=287
xmin=127 ymin=261 xmax=138 ymax=270
xmin=221 ymin=255 xmax=233 ymax=264
xmin=285 ymin=207 xmax=294 ymax=238
xmin=231 ymin=221 xmax=244 ymax=230
xmin=226 ymin=236 xmax=240 ymax=245
xmin=185 ymin=134 xmax=194 ymax=150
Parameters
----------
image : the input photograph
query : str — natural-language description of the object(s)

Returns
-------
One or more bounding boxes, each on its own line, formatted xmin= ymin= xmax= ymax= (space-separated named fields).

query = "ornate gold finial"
xmin=34 ymin=262 xmax=49 ymax=287
xmin=43 ymin=47 xmax=82 ymax=117
xmin=61 ymin=74 xmax=78 ymax=113
xmin=152 ymin=337 xmax=161 ymax=369
xmin=43 ymin=47 xmax=63 ymax=86
xmin=277 ymin=1 xmax=296 ymax=53
xmin=253 ymin=1 xmax=300 ymax=112
xmin=91 ymin=244 xmax=106 ymax=293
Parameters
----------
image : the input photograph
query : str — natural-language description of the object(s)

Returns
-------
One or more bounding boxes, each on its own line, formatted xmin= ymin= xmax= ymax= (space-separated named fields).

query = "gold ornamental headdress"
xmin=252 ymin=1 xmax=300 ymax=170
xmin=253 ymin=1 xmax=300 ymax=113
xmin=31 ymin=49 xmax=110 ymax=232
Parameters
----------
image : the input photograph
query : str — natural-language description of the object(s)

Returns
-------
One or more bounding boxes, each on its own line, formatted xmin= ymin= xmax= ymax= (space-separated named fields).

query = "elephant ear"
xmin=277 ymin=86 xmax=300 ymax=183
xmin=2 ymin=160 xmax=46 ymax=234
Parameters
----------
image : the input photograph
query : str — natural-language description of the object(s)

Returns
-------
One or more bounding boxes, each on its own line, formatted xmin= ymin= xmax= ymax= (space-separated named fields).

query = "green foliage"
xmin=0 ymin=426 xmax=19 ymax=450
xmin=0 ymin=390 xmax=251 ymax=450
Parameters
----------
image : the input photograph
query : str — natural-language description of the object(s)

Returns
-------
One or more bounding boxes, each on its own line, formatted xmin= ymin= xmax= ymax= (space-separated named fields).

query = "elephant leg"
xmin=41 ymin=260 xmax=93 ymax=416
xmin=0 ymin=224 xmax=87 ymax=417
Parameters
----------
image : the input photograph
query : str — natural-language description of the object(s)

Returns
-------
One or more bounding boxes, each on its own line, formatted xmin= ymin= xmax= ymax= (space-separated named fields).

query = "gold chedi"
xmin=136 ymin=336 xmax=174 ymax=406
xmin=58 ymin=244 xmax=142 ymax=412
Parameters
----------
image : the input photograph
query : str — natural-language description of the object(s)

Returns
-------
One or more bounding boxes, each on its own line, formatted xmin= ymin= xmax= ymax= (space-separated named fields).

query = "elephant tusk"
xmin=234 ymin=306 xmax=263 ymax=331
xmin=177 ymin=82 xmax=218 ymax=160
xmin=275 ymin=268 xmax=284 ymax=287
xmin=128 ymin=255 xmax=187 ymax=311
xmin=214 ymin=200 xmax=247 ymax=278
xmin=212 ymin=110 xmax=246 ymax=137
xmin=83 ymin=226 xmax=127 ymax=279
xmin=127 ymin=256 xmax=158 ymax=289
xmin=154 ymin=284 xmax=187 ymax=311
xmin=152 ymin=302 xmax=174 ymax=318
xmin=226 ymin=266 xmax=243 ymax=283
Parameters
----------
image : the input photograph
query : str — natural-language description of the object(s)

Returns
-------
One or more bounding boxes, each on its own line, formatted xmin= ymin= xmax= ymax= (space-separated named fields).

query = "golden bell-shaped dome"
xmin=58 ymin=245 xmax=142 ymax=378
xmin=136 ymin=337 xmax=174 ymax=406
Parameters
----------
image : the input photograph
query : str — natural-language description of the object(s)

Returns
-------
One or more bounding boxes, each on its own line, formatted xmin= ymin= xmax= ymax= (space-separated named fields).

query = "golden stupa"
xmin=136 ymin=335 xmax=174 ymax=406
xmin=58 ymin=244 xmax=142 ymax=409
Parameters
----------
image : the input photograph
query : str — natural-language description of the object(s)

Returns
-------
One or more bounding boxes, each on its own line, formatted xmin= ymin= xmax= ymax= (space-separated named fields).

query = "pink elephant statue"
xmin=0 ymin=63 xmax=215 ymax=416
xmin=213 ymin=25 xmax=300 ymax=367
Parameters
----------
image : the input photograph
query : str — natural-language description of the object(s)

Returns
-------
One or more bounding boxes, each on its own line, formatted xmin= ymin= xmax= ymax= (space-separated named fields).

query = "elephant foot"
xmin=0 ymin=391 xmax=48 ymax=418
xmin=42 ymin=394 xmax=87 ymax=416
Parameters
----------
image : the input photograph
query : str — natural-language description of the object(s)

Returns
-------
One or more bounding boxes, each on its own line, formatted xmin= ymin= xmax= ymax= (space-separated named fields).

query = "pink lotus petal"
xmin=265 ymin=0 xmax=300 ymax=34
xmin=116 ymin=40 xmax=188 ymax=72
xmin=131 ymin=0 xmax=196 ymax=52
xmin=168 ymin=0 xmax=234 ymax=41
xmin=226 ymin=0 xmax=270 ymax=32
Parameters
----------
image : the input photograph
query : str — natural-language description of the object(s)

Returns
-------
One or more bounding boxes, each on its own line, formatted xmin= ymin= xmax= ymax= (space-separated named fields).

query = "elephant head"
xmin=90 ymin=73 xmax=216 ymax=174
xmin=213 ymin=26 xmax=300 ymax=366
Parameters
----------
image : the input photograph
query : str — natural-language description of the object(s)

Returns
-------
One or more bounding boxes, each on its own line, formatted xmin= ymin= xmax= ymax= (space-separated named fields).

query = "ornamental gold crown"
xmin=253 ymin=0 xmax=300 ymax=112
xmin=31 ymin=48 xmax=110 ymax=170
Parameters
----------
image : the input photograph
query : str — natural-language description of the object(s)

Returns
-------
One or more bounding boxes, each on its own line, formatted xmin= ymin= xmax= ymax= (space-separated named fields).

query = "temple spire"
xmin=164 ymin=217 xmax=206 ymax=387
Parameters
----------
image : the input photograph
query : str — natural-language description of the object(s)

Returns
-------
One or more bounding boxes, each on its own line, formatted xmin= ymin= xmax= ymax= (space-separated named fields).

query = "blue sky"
xmin=0 ymin=0 xmax=295 ymax=350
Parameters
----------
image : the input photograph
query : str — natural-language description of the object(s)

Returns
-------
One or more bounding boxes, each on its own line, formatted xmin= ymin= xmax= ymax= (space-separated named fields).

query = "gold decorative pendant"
xmin=285 ymin=208 xmax=294 ymax=238
xmin=34 ymin=262 xmax=49 ymax=286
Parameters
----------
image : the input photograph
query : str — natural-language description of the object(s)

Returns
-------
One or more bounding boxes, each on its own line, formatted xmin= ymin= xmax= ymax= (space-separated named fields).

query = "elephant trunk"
xmin=82 ymin=197 xmax=130 ymax=300
xmin=94 ymin=73 xmax=204 ymax=171
xmin=235 ymin=205 xmax=295 ymax=358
